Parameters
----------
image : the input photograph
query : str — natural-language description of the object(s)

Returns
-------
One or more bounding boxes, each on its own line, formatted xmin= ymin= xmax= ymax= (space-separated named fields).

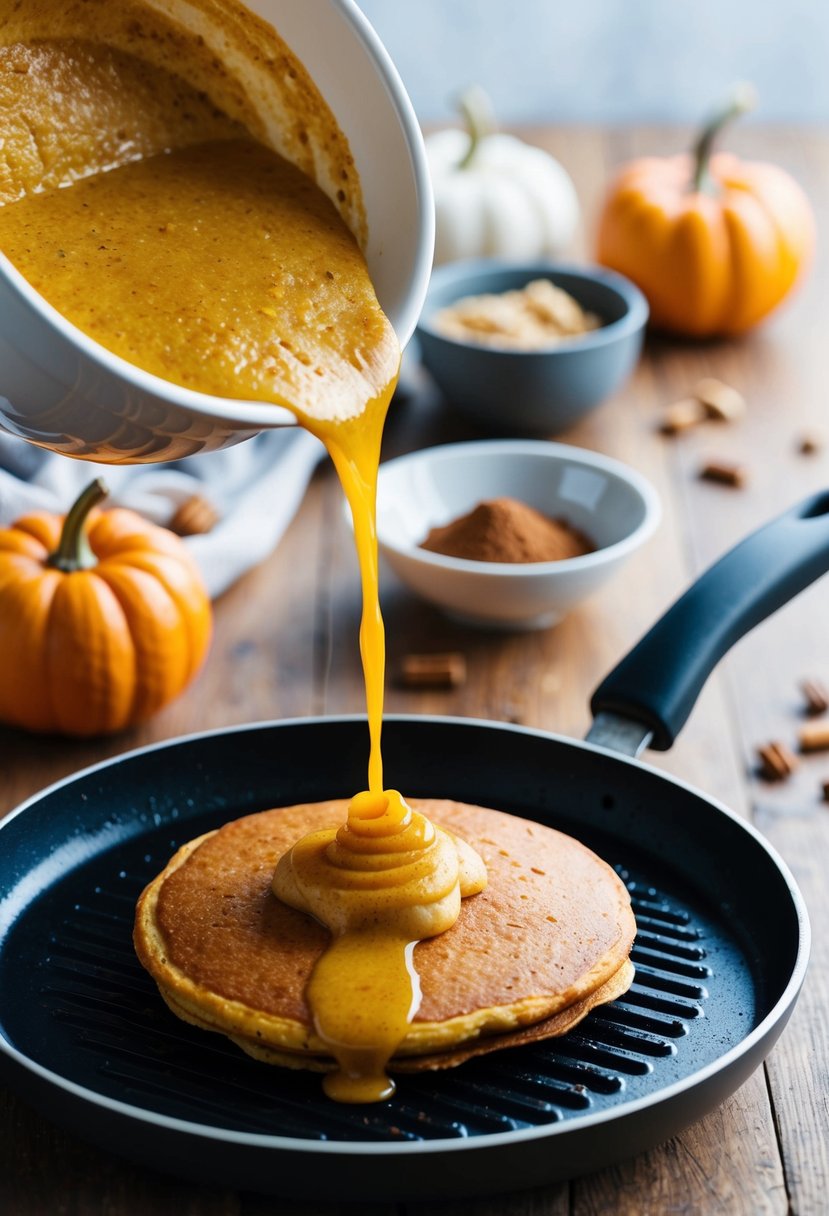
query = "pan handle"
xmin=590 ymin=490 xmax=829 ymax=750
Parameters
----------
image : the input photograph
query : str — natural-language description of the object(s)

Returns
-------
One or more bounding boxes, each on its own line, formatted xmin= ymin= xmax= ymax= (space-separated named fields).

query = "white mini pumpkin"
xmin=426 ymin=88 xmax=580 ymax=265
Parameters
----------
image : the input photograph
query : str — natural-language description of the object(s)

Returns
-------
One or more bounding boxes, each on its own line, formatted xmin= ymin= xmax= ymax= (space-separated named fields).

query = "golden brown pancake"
xmin=162 ymin=959 xmax=636 ymax=1074
xmin=134 ymin=799 xmax=636 ymax=1071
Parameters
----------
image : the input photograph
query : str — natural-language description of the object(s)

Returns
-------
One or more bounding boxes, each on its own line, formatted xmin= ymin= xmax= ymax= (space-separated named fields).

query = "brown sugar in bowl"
xmin=417 ymin=261 xmax=648 ymax=437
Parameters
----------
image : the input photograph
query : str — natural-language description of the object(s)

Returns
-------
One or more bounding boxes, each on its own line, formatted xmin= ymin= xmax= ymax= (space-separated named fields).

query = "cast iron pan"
xmin=0 ymin=492 xmax=826 ymax=1202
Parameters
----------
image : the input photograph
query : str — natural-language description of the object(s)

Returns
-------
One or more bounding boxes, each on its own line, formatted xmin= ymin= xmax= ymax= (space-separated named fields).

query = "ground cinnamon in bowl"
xmin=420 ymin=497 xmax=595 ymax=564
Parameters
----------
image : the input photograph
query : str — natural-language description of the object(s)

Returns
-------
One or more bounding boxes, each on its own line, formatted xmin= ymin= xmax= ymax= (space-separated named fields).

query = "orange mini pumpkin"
xmin=597 ymin=86 xmax=815 ymax=337
xmin=0 ymin=479 xmax=212 ymax=736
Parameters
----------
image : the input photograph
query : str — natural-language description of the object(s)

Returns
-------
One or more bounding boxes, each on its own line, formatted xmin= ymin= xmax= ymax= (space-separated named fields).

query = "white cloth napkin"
xmin=0 ymin=428 xmax=325 ymax=598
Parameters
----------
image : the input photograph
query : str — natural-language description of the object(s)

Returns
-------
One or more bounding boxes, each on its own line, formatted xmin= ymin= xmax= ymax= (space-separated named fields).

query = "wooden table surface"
xmin=1 ymin=125 xmax=828 ymax=1215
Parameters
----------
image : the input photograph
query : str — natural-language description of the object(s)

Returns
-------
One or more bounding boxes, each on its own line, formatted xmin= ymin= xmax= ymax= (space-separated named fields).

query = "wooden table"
xmin=1 ymin=126 xmax=827 ymax=1215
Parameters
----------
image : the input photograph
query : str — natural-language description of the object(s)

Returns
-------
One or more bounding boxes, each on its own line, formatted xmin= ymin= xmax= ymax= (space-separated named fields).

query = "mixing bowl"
xmin=0 ymin=0 xmax=434 ymax=463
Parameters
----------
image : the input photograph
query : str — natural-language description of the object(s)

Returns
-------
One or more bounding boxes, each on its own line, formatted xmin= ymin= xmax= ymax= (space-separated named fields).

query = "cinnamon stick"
xmin=699 ymin=460 xmax=747 ymax=488
xmin=798 ymin=720 xmax=829 ymax=753
xmin=400 ymin=653 xmax=466 ymax=689
xmin=756 ymin=741 xmax=798 ymax=781
xmin=800 ymin=678 xmax=829 ymax=716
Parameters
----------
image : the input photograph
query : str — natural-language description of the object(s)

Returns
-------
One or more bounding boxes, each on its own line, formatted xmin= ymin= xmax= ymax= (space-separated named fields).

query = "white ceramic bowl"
xmin=0 ymin=0 xmax=434 ymax=463
xmin=376 ymin=440 xmax=661 ymax=629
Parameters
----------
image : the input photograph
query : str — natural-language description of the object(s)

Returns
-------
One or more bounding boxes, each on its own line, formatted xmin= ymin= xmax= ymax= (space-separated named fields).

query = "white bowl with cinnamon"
xmin=376 ymin=439 xmax=660 ymax=629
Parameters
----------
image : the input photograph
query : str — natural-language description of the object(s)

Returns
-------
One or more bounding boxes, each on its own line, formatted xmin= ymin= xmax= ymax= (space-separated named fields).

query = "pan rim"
xmin=0 ymin=713 xmax=812 ymax=1156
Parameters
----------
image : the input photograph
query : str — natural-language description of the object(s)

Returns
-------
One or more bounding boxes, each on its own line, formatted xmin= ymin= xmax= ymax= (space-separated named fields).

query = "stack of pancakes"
xmin=134 ymin=799 xmax=635 ymax=1074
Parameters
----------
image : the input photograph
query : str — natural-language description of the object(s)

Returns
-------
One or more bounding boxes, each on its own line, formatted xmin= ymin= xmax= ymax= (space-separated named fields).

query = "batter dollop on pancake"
xmin=134 ymin=799 xmax=636 ymax=1068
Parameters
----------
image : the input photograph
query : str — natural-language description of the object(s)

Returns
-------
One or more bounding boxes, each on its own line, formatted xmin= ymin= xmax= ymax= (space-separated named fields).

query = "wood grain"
xmin=572 ymin=1072 xmax=787 ymax=1216
xmin=1 ymin=124 xmax=826 ymax=1215
xmin=407 ymin=1191 xmax=568 ymax=1216
xmin=0 ymin=1090 xmax=240 ymax=1216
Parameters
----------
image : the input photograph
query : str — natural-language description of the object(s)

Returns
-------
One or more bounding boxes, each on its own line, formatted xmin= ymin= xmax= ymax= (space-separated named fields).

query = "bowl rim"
xmin=376 ymin=438 xmax=661 ymax=576
xmin=416 ymin=259 xmax=649 ymax=356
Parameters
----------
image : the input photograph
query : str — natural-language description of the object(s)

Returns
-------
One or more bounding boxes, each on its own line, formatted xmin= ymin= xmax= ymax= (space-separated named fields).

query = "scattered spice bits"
xmin=421 ymin=498 xmax=595 ymax=564
xmin=800 ymin=678 xmax=829 ymax=716
xmin=699 ymin=460 xmax=747 ymax=489
xmin=658 ymin=377 xmax=745 ymax=436
xmin=168 ymin=493 xmax=221 ymax=536
xmin=797 ymin=431 xmax=825 ymax=455
xmin=694 ymin=378 xmax=747 ymax=423
xmin=798 ymin=720 xmax=829 ymax=753
xmin=757 ymin=741 xmax=798 ymax=782
xmin=659 ymin=398 xmax=706 ymax=435
xmin=400 ymin=653 xmax=466 ymax=689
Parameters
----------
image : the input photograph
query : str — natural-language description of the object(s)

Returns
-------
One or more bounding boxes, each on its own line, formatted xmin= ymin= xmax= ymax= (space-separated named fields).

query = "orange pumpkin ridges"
xmin=0 ymin=478 xmax=212 ymax=737
xmin=596 ymin=85 xmax=815 ymax=338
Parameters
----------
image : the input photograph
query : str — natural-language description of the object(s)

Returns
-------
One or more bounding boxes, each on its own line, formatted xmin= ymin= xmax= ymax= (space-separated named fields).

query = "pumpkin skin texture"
xmin=426 ymin=87 xmax=579 ymax=266
xmin=0 ymin=484 xmax=212 ymax=736
xmin=596 ymin=93 xmax=815 ymax=338
xmin=428 ymin=129 xmax=579 ymax=265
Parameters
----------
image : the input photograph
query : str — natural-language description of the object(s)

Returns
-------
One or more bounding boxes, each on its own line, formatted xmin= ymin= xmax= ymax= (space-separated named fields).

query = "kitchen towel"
xmin=0 ymin=427 xmax=325 ymax=598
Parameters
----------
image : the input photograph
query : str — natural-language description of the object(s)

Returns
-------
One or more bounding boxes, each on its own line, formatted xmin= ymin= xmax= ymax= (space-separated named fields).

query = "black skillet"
xmin=0 ymin=491 xmax=826 ymax=1202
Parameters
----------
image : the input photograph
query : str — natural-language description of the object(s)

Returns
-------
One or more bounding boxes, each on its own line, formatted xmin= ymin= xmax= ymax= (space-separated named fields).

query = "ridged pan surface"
xmin=0 ymin=718 xmax=807 ymax=1200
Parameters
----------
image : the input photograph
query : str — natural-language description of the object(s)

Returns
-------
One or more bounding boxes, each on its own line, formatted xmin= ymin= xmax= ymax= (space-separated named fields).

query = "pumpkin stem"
xmin=456 ymin=85 xmax=496 ymax=170
xmin=46 ymin=478 xmax=109 ymax=572
xmin=691 ymin=82 xmax=757 ymax=194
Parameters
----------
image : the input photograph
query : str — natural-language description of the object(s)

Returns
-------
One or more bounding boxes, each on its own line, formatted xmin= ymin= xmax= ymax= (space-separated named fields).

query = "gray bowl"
xmin=416 ymin=260 xmax=648 ymax=436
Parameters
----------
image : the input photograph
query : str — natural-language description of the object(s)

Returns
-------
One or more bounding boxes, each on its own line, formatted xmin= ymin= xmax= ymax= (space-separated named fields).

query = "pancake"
xmin=162 ymin=960 xmax=636 ymax=1073
xmin=134 ymin=799 xmax=636 ymax=1070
